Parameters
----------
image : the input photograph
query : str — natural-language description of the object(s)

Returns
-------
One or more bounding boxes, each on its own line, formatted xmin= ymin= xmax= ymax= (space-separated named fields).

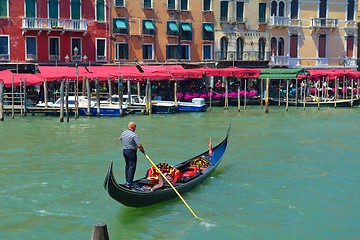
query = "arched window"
xmin=258 ymin=38 xmax=266 ymax=60
xmin=220 ymin=37 xmax=228 ymax=60
xmin=271 ymin=37 xmax=277 ymax=56
xmin=290 ymin=32 xmax=298 ymax=58
xmin=346 ymin=34 xmax=354 ymax=58
xmin=318 ymin=31 xmax=326 ymax=58
xmin=347 ymin=0 xmax=355 ymax=21
xmin=236 ymin=38 xmax=244 ymax=60
xmin=271 ymin=1 xmax=277 ymax=16
xmin=278 ymin=37 xmax=285 ymax=56
xmin=278 ymin=1 xmax=285 ymax=17
xmin=291 ymin=0 xmax=298 ymax=19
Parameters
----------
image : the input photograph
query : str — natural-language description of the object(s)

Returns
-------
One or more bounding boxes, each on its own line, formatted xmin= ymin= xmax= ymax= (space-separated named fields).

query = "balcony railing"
xmin=214 ymin=51 xmax=271 ymax=62
xmin=270 ymin=55 xmax=289 ymax=66
xmin=220 ymin=16 xmax=228 ymax=22
xmin=311 ymin=18 xmax=338 ymax=28
xmin=26 ymin=54 xmax=37 ymax=61
xmin=345 ymin=20 xmax=357 ymax=29
xmin=270 ymin=16 xmax=290 ymax=27
xmin=22 ymin=18 xmax=88 ymax=31
xmin=96 ymin=56 xmax=107 ymax=62
xmin=289 ymin=19 xmax=302 ymax=27
xmin=49 ymin=55 xmax=60 ymax=61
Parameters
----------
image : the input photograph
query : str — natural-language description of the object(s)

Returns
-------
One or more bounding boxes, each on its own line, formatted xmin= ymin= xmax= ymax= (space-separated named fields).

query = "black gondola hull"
xmin=104 ymin=126 xmax=230 ymax=207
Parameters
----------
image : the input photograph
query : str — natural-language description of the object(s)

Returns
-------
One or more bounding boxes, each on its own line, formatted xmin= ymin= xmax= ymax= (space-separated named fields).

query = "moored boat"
xmin=268 ymin=97 xmax=360 ymax=107
xmin=103 ymin=125 xmax=230 ymax=207
xmin=177 ymin=98 xmax=207 ymax=112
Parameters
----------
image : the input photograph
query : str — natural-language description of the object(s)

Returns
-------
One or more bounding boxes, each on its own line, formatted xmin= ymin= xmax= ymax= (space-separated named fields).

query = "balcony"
xmin=311 ymin=18 xmax=338 ymax=29
xmin=270 ymin=55 xmax=289 ymax=67
xmin=96 ymin=56 xmax=107 ymax=62
xmin=345 ymin=20 xmax=357 ymax=29
xmin=49 ymin=55 xmax=60 ymax=61
xmin=22 ymin=18 xmax=88 ymax=34
xmin=214 ymin=51 xmax=271 ymax=62
xmin=270 ymin=16 xmax=290 ymax=28
xmin=26 ymin=54 xmax=37 ymax=61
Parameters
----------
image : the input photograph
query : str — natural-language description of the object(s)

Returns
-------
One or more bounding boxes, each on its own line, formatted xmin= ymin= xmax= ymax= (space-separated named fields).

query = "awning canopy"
xmin=144 ymin=20 xmax=155 ymax=30
xmin=115 ymin=19 xmax=127 ymax=29
xmin=0 ymin=70 xmax=44 ymax=87
xmin=168 ymin=22 xmax=178 ymax=32
xmin=259 ymin=68 xmax=309 ymax=79
xmin=203 ymin=23 xmax=213 ymax=32
xmin=181 ymin=23 xmax=192 ymax=31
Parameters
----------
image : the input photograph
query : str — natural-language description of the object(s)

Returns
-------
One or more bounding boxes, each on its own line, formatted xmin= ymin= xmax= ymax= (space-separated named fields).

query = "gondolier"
xmin=120 ymin=121 xmax=145 ymax=187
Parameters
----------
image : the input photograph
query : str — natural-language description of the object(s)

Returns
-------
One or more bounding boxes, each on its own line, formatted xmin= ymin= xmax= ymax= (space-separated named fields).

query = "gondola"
xmin=103 ymin=125 xmax=230 ymax=207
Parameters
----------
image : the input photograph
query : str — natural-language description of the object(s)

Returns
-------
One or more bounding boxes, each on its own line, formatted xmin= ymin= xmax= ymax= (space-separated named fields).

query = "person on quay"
xmin=120 ymin=121 xmax=145 ymax=187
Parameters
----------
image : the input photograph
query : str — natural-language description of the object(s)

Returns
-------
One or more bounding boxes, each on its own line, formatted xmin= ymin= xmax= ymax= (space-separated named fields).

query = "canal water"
xmin=0 ymin=106 xmax=359 ymax=240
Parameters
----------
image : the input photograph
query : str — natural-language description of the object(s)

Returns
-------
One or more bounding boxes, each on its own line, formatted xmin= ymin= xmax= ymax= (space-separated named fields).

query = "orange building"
xmin=110 ymin=0 xmax=215 ymax=66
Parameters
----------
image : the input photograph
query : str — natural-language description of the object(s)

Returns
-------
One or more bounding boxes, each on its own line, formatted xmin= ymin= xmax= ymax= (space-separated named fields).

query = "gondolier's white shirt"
xmin=120 ymin=129 xmax=140 ymax=150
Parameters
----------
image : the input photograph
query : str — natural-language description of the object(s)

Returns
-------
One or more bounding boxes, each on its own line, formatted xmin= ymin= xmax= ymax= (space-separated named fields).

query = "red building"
xmin=0 ymin=0 xmax=110 ymax=72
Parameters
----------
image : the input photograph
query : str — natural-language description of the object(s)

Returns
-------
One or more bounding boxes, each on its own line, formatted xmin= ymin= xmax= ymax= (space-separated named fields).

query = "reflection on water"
xmin=1 ymin=106 xmax=360 ymax=239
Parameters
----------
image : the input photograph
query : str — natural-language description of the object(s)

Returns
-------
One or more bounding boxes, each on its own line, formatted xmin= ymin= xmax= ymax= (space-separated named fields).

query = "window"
xmin=0 ymin=35 xmax=9 ymax=60
xmin=180 ymin=0 xmax=188 ymax=11
xmin=0 ymin=0 xmax=8 ymax=17
xmin=258 ymin=38 xmax=266 ymax=60
xmin=220 ymin=37 xmax=228 ymax=60
xmin=180 ymin=22 xmax=192 ymax=40
xmin=259 ymin=2 xmax=266 ymax=23
xmin=96 ymin=38 xmax=106 ymax=62
xmin=290 ymin=33 xmax=298 ymax=58
xmin=96 ymin=0 xmax=105 ymax=22
xmin=346 ymin=35 xmax=354 ymax=58
xmin=142 ymin=44 xmax=153 ymax=60
xmin=166 ymin=44 xmax=178 ymax=59
xmin=236 ymin=1 xmax=244 ymax=22
xmin=319 ymin=0 xmax=327 ymax=18
xmin=278 ymin=1 xmax=285 ymax=17
xmin=167 ymin=0 xmax=176 ymax=10
xmin=236 ymin=38 xmax=244 ymax=60
xmin=26 ymin=36 xmax=37 ymax=60
xmin=25 ymin=0 xmax=36 ymax=18
xmin=347 ymin=0 xmax=354 ymax=21
xmin=143 ymin=20 xmax=155 ymax=35
xmin=202 ymin=23 xmax=214 ymax=41
xmin=290 ymin=0 xmax=298 ymax=19
xmin=203 ymin=0 xmax=211 ymax=11
xmin=278 ymin=37 xmax=284 ymax=56
xmin=114 ymin=0 xmax=125 ymax=7
xmin=71 ymin=0 xmax=81 ymax=20
xmin=270 ymin=1 xmax=277 ymax=16
xmin=203 ymin=44 xmax=212 ymax=60
xmin=271 ymin=37 xmax=277 ymax=56
xmin=220 ymin=1 xmax=228 ymax=22
xmin=115 ymin=42 xmax=128 ymax=60
xmin=71 ymin=38 xmax=81 ymax=60
xmin=49 ymin=37 xmax=60 ymax=61
xmin=143 ymin=0 xmax=152 ymax=9
xmin=167 ymin=21 xmax=179 ymax=36
xmin=318 ymin=32 xmax=326 ymax=58
xmin=179 ymin=44 xmax=190 ymax=60
xmin=113 ymin=18 xmax=128 ymax=34
xmin=48 ymin=0 xmax=59 ymax=19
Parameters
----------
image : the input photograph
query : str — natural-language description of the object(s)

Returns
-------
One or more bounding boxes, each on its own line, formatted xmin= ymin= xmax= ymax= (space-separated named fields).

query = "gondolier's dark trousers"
xmin=123 ymin=149 xmax=137 ymax=185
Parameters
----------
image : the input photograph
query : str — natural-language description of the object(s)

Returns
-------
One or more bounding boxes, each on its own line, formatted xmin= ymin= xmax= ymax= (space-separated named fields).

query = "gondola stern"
xmin=103 ymin=160 xmax=114 ymax=190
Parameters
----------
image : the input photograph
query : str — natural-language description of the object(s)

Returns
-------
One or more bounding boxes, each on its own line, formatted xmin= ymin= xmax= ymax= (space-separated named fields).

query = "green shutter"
xmin=168 ymin=22 xmax=178 ymax=32
xmin=0 ymin=0 xmax=8 ymax=17
xmin=115 ymin=19 xmax=127 ymax=29
xmin=26 ymin=0 xmax=36 ymax=18
xmin=71 ymin=0 xmax=81 ymax=20
xmin=203 ymin=23 xmax=213 ymax=32
xmin=124 ymin=44 xmax=128 ymax=59
xmin=49 ymin=0 xmax=58 ymax=19
xmin=220 ymin=1 xmax=228 ymax=20
xmin=259 ymin=3 xmax=266 ymax=22
xmin=144 ymin=20 xmax=155 ymax=30
xmin=96 ymin=0 xmax=105 ymax=21
xmin=236 ymin=2 xmax=243 ymax=21
xmin=181 ymin=23 xmax=191 ymax=31
xmin=180 ymin=0 xmax=187 ymax=10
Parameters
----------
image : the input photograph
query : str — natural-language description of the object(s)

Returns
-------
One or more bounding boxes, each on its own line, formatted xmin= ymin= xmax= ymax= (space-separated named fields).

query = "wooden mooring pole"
xmin=96 ymin=78 xmax=100 ymax=117
xmin=59 ymin=80 xmax=64 ymax=122
xmin=91 ymin=223 xmax=109 ymax=240
xmin=23 ymin=78 xmax=27 ymax=117
xmin=265 ymin=78 xmax=269 ymax=114
xmin=118 ymin=76 xmax=124 ymax=117
xmin=65 ymin=80 xmax=69 ymax=122
xmin=0 ymin=81 xmax=4 ymax=121
xmin=86 ymin=76 xmax=91 ymax=116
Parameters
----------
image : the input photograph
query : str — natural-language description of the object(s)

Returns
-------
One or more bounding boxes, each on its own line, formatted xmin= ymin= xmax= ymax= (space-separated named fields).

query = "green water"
xmin=0 ymin=106 xmax=359 ymax=240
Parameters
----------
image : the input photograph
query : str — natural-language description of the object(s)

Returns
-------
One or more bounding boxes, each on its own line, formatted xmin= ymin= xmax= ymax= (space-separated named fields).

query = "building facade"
xmin=0 ymin=0 xmax=110 ymax=72
xmin=110 ymin=0 xmax=215 ymax=66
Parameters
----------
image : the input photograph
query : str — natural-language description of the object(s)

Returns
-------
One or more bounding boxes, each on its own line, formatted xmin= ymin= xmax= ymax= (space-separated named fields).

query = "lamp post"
xmin=65 ymin=46 xmax=82 ymax=119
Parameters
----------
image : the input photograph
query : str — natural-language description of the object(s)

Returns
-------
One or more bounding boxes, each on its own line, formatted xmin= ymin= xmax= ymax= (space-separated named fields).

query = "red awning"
xmin=0 ymin=70 xmax=44 ymax=87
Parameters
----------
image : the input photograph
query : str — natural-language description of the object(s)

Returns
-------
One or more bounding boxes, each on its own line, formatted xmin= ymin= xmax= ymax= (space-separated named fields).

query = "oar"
xmin=143 ymin=153 xmax=203 ymax=221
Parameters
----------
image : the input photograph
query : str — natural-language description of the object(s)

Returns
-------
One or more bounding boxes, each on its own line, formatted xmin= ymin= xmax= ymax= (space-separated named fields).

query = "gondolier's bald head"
xmin=128 ymin=121 xmax=137 ymax=131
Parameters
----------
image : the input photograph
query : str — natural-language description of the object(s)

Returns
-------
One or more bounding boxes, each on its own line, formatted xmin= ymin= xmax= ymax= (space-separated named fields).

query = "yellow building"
xmin=213 ymin=0 xmax=358 ymax=69
xmin=109 ymin=0 xmax=215 ymax=66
